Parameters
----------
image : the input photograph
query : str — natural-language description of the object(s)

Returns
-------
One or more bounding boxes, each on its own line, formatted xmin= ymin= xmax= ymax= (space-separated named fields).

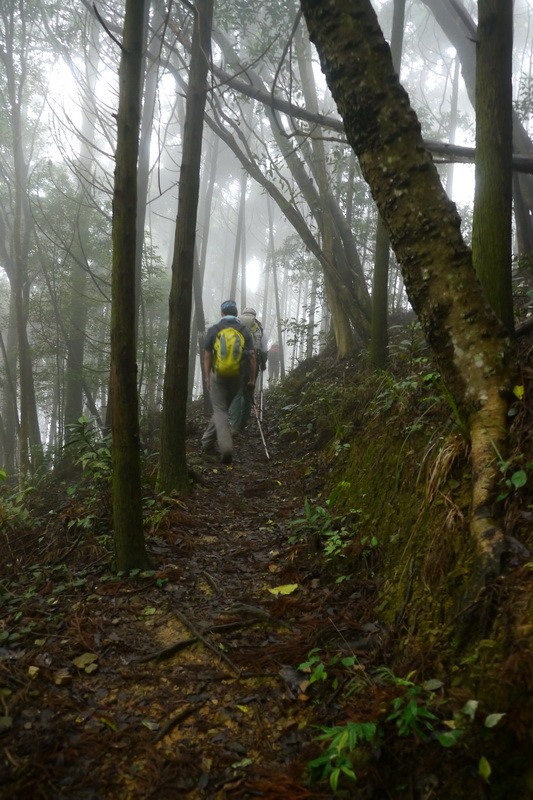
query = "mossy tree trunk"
xmin=158 ymin=0 xmax=213 ymax=492
xmin=110 ymin=0 xmax=149 ymax=572
xmin=299 ymin=0 xmax=516 ymax=575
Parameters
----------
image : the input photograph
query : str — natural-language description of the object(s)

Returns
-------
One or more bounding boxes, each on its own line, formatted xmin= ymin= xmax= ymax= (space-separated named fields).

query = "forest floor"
xmin=1 ymin=349 xmax=532 ymax=799
xmin=1 ymin=372 xmax=391 ymax=800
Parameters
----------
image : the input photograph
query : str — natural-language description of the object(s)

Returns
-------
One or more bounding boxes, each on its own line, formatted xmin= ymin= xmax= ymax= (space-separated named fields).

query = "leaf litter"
xmin=0 ymin=387 xmax=384 ymax=799
xmin=3 ymin=348 xmax=530 ymax=798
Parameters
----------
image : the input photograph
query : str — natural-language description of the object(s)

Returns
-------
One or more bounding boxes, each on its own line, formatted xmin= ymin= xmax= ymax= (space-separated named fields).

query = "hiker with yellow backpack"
xmin=201 ymin=300 xmax=256 ymax=464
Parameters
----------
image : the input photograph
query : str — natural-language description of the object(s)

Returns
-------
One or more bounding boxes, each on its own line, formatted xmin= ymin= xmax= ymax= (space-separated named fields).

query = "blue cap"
xmin=221 ymin=300 xmax=238 ymax=315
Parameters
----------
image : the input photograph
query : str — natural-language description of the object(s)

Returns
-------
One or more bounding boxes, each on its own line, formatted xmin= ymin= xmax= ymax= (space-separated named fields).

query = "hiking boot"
xmin=221 ymin=452 xmax=233 ymax=465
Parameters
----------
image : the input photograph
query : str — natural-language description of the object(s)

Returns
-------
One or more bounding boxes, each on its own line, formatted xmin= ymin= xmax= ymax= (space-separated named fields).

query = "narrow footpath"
xmin=1 ymin=395 xmax=382 ymax=799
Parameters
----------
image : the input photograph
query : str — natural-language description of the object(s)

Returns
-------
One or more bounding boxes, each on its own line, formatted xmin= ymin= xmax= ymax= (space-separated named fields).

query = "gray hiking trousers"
xmin=201 ymin=373 xmax=241 ymax=457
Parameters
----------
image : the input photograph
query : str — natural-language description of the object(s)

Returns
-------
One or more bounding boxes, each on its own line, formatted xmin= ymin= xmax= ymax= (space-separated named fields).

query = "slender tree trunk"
xmin=307 ymin=271 xmax=318 ymax=358
xmin=64 ymin=16 xmax=100 ymax=449
xmin=188 ymin=130 xmax=219 ymax=403
xmin=345 ymin=151 xmax=357 ymax=224
xmin=445 ymin=56 xmax=460 ymax=197
xmin=229 ymin=172 xmax=247 ymax=301
xmin=134 ymin=1 xmax=157 ymax=335
xmin=267 ymin=197 xmax=285 ymax=378
xmin=370 ymin=218 xmax=390 ymax=369
xmin=240 ymin=210 xmax=247 ymax=309
xmin=159 ymin=0 xmax=213 ymax=492
xmin=370 ymin=0 xmax=405 ymax=369
xmin=472 ymin=0 xmax=514 ymax=334
xmin=0 ymin=324 xmax=19 ymax=474
xmin=110 ymin=0 xmax=149 ymax=571
xmin=11 ymin=119 xmax=42 ymax=473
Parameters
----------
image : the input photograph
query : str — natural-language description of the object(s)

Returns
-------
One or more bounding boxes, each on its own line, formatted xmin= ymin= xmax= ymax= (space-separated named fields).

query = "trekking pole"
xmin=253 ymin=403 xmax=270 ymax=460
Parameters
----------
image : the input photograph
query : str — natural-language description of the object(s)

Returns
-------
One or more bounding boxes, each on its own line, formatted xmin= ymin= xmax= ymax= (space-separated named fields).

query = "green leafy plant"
xmin=308 ymin=721 xmax=379 ymax=791
xmin=497 ymin=460 xmax=530 ymax=501
xmin=298 ymin=649 xmax=370 ymax=699
xmin=66 ymin=416 xmax=112 ymax=482
xmin=298 ymin=648 xmax=329 ymax=685
xmin=436 ymin=698 xmax=505 ymax=782
xmin=376 ymin=668 xmax=440 ymax=739
xmin=333 ymin=439 xmax=351 ymax=457
xmin=289 ymin=482 xmax=361 ymax=560
xmin=386 ymin=682 xmax=439 ymax=739
xmin=490 ymin=438 xmax=530 ymax=501
xmin=304 ymin=662 xmax=508 ymax=793
xmin=0 ymin=471 xmax=36 ymax=532
xmin=63 ymin=416 xmax=112 ymax=530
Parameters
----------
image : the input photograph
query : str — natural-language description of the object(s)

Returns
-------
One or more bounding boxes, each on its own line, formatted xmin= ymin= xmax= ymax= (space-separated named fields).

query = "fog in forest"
xmin=0 ymin=0 xmax=532 ymax=467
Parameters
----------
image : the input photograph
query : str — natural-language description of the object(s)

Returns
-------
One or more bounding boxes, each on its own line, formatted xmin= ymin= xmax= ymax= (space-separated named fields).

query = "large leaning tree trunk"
xmin=299 ymin=0 xmax=517 ymax=576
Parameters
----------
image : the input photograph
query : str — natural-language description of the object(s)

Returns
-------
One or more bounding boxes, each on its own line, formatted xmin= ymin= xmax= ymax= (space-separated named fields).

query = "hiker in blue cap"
xmin=201 ymin=301 xmax=256 ymax=464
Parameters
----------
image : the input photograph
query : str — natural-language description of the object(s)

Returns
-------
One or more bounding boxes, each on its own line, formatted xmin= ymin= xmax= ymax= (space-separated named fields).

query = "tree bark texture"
xmin=472 ymin=0 xmax=514 ymax=334
xmin=159 ymin=0 xmax=213 ymax=492
xmin=299 ymin=0 xmax=516 ymax=575
xmin=110 ymin=0 xmax=148 ymax=571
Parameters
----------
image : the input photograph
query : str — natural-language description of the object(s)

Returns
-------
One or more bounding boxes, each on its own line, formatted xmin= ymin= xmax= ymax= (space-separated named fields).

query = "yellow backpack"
xmin=213 ymin=324 xmax=245 ymax=377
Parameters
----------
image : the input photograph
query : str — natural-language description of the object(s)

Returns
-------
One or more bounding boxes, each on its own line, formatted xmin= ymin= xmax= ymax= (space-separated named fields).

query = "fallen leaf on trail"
xmin=267 ymin=584 xmax=298 ymax=596
xmin=141 ymin=719 xmax=159 ymax=731
xmin=513 ymin=385 xmax=524 ymax=400
xmin=0 ymin=716 xmax=13 ymax=732
xmin=27 ymin=666 xmax=39 ymax=679
xmin=231 ymin=757 xmax=254 ymax=769
xmin=54 ymin=668 xmax=71 ymax=685
xmin=267 ymin=564 xmax=280 ymax=573
xmin=72 ymin=652 xmax=98 ymax=670
xmin=98 ymin=716 xmax=118 ymax=731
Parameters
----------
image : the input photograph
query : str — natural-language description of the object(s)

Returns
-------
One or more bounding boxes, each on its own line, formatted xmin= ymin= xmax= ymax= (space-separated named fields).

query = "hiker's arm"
xmin=204 ymin=350 xmax=212 ymax=391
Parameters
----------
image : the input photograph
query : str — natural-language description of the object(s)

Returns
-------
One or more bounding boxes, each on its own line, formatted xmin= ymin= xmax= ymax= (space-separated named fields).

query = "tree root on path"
xmin=154 ymin=701 xmax=208 ymax=743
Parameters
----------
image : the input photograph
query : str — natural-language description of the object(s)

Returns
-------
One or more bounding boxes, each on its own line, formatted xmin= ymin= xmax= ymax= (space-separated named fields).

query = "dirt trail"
xmin=1 ymin=401 xmax=378 ymax=799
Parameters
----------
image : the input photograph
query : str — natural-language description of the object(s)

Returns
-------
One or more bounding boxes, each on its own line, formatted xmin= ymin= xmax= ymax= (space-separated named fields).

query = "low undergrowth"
xmin=272 ymin=329 xmax=533 ymax=797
